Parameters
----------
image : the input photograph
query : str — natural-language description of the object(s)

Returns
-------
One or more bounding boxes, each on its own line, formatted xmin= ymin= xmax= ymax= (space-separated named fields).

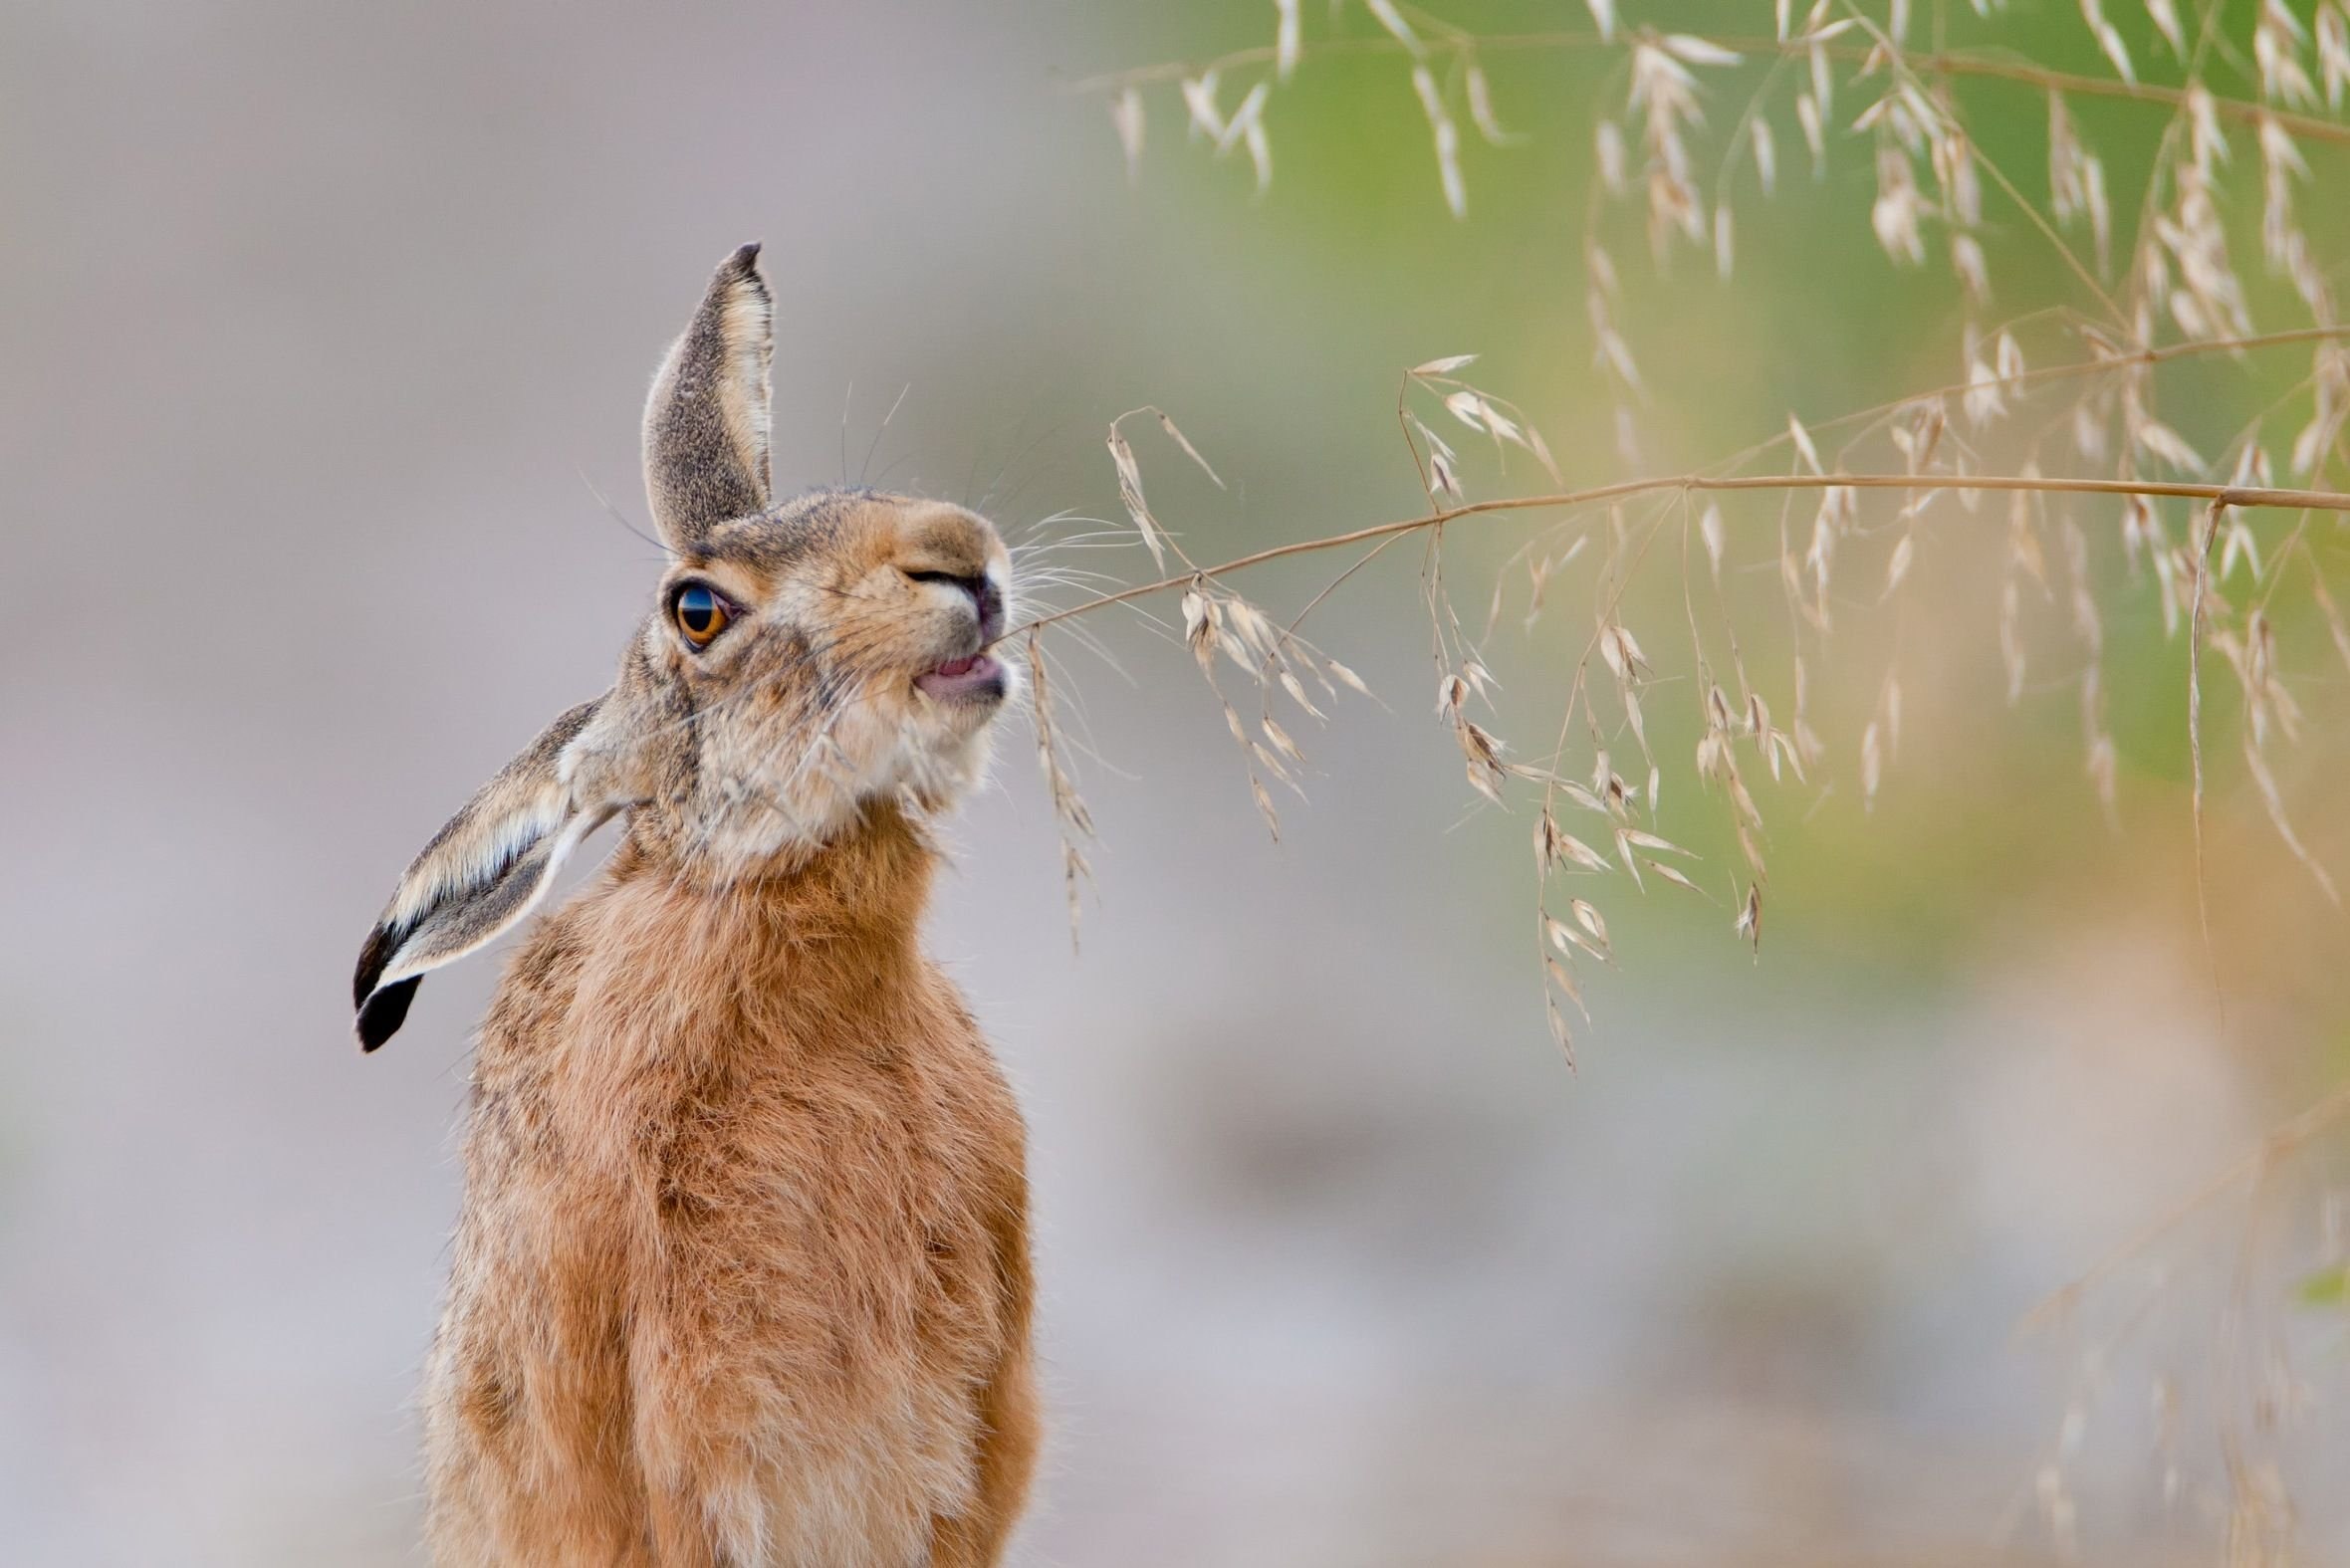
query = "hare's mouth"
xmin=915 ymin=653 xmax=1008 ymax=704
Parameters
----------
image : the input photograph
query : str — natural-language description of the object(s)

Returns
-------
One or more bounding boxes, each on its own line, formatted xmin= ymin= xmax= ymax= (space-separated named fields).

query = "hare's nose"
xmin=912 ymin=570 xmax=1004 ymax=642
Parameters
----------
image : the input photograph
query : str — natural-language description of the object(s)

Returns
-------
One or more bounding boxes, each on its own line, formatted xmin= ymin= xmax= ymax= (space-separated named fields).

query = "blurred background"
xmin=6 ymin=1 xmax=2350 ymax=1563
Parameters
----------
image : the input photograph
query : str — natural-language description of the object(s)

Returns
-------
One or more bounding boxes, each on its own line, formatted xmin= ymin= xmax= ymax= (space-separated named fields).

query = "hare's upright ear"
xmin=642 ymin=242 xmax=774 ymax=551
xmin=352 ymin=697 xmax=618 ymax=1052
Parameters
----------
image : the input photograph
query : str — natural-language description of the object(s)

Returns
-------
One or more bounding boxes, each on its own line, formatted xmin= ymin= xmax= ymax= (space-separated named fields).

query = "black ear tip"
xmin=723 ymin=241 xmax=763 ymax=275
xmin=353 ymin=924 xmax=399 ymax=1011
xmin=356 ymin=977 xmax=422 ymax=1053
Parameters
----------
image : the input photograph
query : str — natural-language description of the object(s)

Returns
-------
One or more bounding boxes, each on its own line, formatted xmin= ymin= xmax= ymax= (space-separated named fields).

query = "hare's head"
xmin=352 ymin=245 xmax=1016 ymax=1050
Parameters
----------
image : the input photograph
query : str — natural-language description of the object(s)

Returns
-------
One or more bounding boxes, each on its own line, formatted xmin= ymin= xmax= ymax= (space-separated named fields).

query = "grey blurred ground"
xmin=2 ymin=2 xmax=2344 ymax=1564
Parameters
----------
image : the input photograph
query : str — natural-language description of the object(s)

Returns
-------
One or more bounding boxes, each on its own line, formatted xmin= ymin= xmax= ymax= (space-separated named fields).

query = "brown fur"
xmin=355 ymin=247 xmax=1040 ymax=1563
xmin=424 ymin=811 xmax=1036 ymax=1567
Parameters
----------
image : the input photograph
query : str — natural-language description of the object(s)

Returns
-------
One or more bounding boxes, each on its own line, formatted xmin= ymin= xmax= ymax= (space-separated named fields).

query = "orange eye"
xmin=673 ymin=583 xmax=732 ymax=647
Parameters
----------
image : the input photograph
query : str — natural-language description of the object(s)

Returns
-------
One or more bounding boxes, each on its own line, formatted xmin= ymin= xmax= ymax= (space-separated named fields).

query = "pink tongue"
xmin=934 ymin=655 xmax=979 ymax=678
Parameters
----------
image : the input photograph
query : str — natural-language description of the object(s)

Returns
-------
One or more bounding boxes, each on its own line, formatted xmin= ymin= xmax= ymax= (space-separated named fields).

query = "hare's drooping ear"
xmin=643 ymin=242 xmax=774 ymax=551
xmin=352 ymin=697 xmax=617 ymax=1052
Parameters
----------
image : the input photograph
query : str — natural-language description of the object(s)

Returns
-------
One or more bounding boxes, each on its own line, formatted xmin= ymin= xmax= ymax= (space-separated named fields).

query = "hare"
xmin=352 ymin=245 xmax=1039 ymax=1567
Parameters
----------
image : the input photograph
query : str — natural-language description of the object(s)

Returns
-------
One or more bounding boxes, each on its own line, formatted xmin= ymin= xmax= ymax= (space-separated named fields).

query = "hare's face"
xmin=611 ymin=489 xmax=1016 ymax=869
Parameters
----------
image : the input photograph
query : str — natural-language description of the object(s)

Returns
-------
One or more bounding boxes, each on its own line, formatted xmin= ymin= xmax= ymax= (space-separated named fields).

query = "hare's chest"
xmin=461 ymin=930 xmax=1028 ymax=1555
xmin=618 ymin=1041 xmax=1019 ymax=1557
xmin=645 ymin=1041 xmax=1014 ymax=1315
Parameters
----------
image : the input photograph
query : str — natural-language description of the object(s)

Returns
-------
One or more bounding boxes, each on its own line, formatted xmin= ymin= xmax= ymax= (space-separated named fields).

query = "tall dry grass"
xmin=1002 ymin=2 xmax=2350 ymax=1560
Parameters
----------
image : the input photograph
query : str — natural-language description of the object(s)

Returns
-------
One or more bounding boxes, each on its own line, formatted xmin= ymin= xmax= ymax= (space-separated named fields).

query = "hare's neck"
xmin=598 ymin=803 xmax=938 ymax=1001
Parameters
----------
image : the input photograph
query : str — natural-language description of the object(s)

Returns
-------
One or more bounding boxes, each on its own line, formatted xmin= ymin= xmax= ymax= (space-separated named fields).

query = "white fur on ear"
xmin=352 ymin=697 xmax=612 ymax=1051
xmin=642 ymin=243 xmax=774 ymax=550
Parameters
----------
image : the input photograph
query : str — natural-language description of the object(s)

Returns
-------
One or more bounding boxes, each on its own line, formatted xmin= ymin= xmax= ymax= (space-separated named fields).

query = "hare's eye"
xmin=673 ymin=583 xmax=733 ymax=648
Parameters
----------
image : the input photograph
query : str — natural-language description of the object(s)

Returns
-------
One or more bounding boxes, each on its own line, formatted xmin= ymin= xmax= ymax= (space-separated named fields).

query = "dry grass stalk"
xmin=1024 ymin=628 xmax=1093 ymax=944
